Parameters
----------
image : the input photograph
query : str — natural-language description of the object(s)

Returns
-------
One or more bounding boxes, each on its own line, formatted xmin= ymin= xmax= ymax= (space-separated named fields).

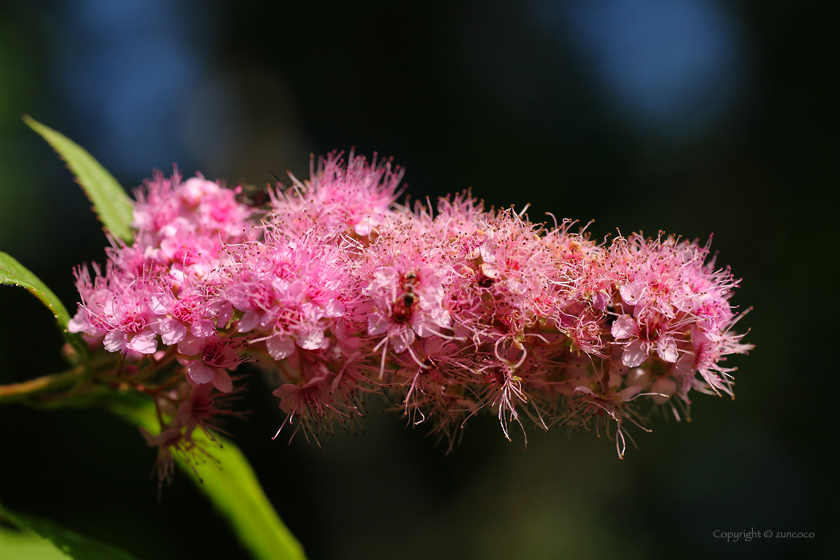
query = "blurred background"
xmin=0 ymin=1 xmax=836 ymax=559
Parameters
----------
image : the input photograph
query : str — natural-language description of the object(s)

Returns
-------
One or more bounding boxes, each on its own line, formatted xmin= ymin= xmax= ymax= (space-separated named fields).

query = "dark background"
xmin=0 ymin=1 xmax=836 ymax=559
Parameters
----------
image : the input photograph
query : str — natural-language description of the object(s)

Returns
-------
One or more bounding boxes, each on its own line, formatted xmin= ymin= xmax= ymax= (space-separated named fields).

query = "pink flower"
xmin=610 ymin=314 xmax=680 ymax=367
xmin=364 ymin=265 xmax=452 ymax=354
xmin=149 ymin=281 xmax=217 ymax=346
xmin=69 ymin=267 xmax=158 ymax=357
xmin=271 ymin=150 xmax=404 ymax=237
xmin=67 ymin=151 xmax=752 ymax=459
xmin=223 ymin=232 xmax=348 ymax=359
xmin=181 ymin=336 xmax=242 ymax=393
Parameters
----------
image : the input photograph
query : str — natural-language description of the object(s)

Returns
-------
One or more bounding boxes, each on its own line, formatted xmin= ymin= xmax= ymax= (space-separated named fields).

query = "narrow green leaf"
xmin=23 ymin=115 xmax=135 ymax=242
xmin=0 ymin=251 xmax=87 ymax=360
xmin=109 ymin=399 xmax=307 ymax=560
xmin=0 ymin=500 xmax=141 ymax=560
xmin=0 ymin=525 xmax=70 ymax=560
xmin=0 ymin=251 xmax=70 ymax=325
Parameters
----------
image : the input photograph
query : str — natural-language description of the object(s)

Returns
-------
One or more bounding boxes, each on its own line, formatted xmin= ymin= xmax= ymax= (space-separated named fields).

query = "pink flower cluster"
xmin=69 ymin=153 xmax=752 ymax=459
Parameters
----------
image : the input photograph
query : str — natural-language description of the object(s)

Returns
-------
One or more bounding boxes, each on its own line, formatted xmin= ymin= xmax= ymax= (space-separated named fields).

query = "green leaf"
xmin=0 ymin=251 xmax=71 ymax=326
xmin=23 ymin=115 xmax=135 ymax=243
xmin=0 ymin=251 xmax=87 ymax=360
xmin=0 ymin=525 xmax=70 ymax=560
xmin=0 ymin=500 xmax=141 ymax=560
xmin=108 ymin=398 xmax=307 ymax=560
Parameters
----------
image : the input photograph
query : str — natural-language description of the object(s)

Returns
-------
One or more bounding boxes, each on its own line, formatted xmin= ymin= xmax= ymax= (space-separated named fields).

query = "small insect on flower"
xmin=236 ymin=181 xmax=273 ymax=208
xmin=393 ymin=271 xmax=419 ymax=324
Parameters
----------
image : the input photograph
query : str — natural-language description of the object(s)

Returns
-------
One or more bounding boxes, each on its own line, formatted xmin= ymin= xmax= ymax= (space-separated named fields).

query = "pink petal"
xmin=238 ymin=310 xmax=260 ymax=333
xmin=657 ymin=336 xmax=679 ymax=363
xmin=413 ymin=314 xmax=438 ymax=338
xmin=611 ymin=315 xmax=635 ymax=340
xmin=192 ymin=319 xmax=216 ymax=338
xmin=619 ymin=280 xmax=644 ymax=305
xmin=591 ymin=292 xmax=608 ymax=312
xmin=298 ymin=329 xmax=325 ymax=350
xmin=506 ymin=279 xmax=526 ymax=295
xmin=391 ymin=325 xmax=415 ymax=353
xmin=331 ymin=320 xmax=347 ymax=341
xmin=431 ymin=307 xmax=452 ymax=329
xmin=354 ymin=221 xmax=373 ymax=236
xmin=479 ymin=240 xmax=496 ymax=263
xmin=188 ymin=361 xmax=215 ymax=384
xmin=372 ymin=267 xmax=398 ymax=286
xmin=156 ymin=317 xmax=187 ymax=345
xmin=127 ymin=331 xmax=159 ymax=354
xmin=272 ymin=384 xmax=298 ymax=400
xmin=651 ymin=377 xmax=677 ymax=404
xmin=212 ymin=369 xmax=233 ymax=393
xmin=675 ymin=352 xmax=695 ymax=376
xmin=273 ymin=384 xmax=300 ymax=413
xmin=67 ymin=313 xmax=88 ymax=334
xmin=324 ymin=299 xmax=345 ymax=318
xmin=480 ymin=262 xmax=500 ymax=279
xmin=691 ymin=326 xmax=711 ymax=348
xmin=617 ymin=385 xmax=643 ymax=402
xmin=266 ymin=334 xmax=295 ymax=360
xmin=103 ymin=330 xmax=128 ymax=353
xmin=178 ymin=334 xmax=203 ymax=356
xmin=367 ymin=312 xmax=390 ymax=336
xmin=150 ymin=296 xmax=168 ymax=315
xmin=216 ymin=302 xmax=233 ymax=329
xmin=622 ymin=339 xmax=648 ymax=368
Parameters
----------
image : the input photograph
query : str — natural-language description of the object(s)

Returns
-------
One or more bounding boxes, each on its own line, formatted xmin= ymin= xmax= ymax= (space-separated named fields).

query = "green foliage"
xmin=0 ymin=251 xmax=87 ymax=361
xmin=0 ymin=500 xmax=140 ymax=560
xmin=23 ymin=115 xmax=135 ymax=243
xmin=0 ymin=526 xmax=70 ymax=560
xmin=108 ymin=398 xmax=307 ymax=560
xmin=0 ymin=251 xmax=70 ymax=326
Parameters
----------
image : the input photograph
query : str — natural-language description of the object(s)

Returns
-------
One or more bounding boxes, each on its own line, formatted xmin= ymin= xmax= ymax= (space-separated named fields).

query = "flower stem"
xmin=0 ymin=366 xmax=87 ymax=404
